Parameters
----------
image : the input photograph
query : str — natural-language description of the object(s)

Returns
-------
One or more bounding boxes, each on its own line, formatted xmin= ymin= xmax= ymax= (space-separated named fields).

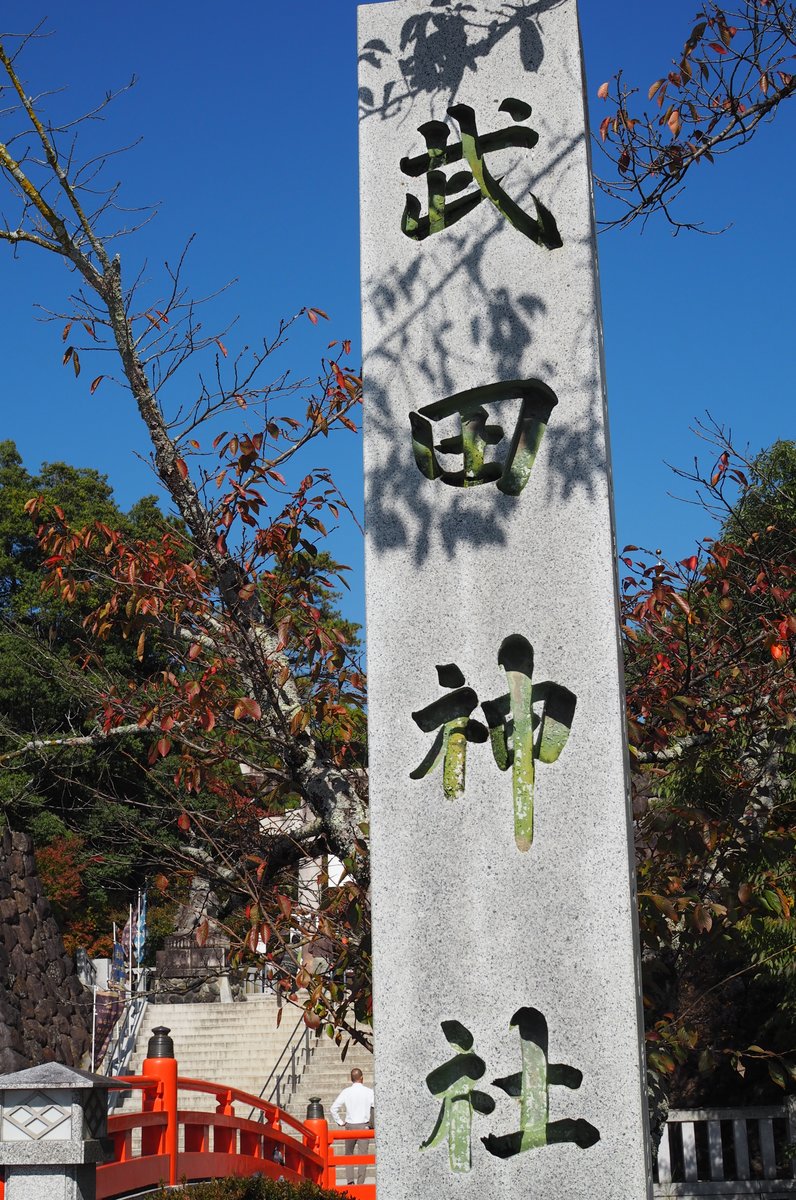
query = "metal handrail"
xmin=247 ymin=1011 xmax=319 ymax=1120
xmin=103 ymin=971 xmax=150 ymax=1108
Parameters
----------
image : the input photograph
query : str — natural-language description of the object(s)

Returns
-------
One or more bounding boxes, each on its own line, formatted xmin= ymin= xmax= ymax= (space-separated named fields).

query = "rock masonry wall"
xmin=0 ymin=828 xmax=91 ymax=1073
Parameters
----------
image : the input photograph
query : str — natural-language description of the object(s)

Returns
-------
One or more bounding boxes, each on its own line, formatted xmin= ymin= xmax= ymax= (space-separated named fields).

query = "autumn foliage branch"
xmin=594 ymin=1 xmax=796 ymax=231
xmin=0 ymin=30 xmax=370 ymax=1043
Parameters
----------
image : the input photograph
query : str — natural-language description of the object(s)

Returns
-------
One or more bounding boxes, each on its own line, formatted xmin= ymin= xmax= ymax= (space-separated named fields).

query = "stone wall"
xmin=0 ymin=829 xmax=91 ymax=1073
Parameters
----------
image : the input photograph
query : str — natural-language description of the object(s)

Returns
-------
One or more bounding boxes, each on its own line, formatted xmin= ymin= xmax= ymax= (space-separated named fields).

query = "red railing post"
xmin=214 ymin=1088 xmax=236 ymax=1155
xmin=142 ymin=1026 xmax=179 ymax=1186
xmin=304 ymin=1097 xmax=334 ymax=1189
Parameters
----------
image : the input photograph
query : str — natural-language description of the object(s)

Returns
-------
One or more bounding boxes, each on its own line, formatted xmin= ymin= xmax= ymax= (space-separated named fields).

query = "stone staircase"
xmin=117 ymin=994 xmax=299 ymax=1117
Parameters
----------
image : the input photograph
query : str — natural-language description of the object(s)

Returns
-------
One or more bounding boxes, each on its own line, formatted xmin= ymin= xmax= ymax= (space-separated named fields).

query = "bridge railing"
xmin=91 ymin=1041 xmax=375 ymax=1199
xmin=325 ymin=1127 xmax=377 ymax=1199
xmin=94 ymin=1053 xmax=325 ymax=1197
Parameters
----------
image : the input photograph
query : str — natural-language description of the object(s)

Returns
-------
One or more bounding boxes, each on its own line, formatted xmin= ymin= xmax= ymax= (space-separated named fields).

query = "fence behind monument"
xmin=654 ymin=1101 xmax=796 ymax=1197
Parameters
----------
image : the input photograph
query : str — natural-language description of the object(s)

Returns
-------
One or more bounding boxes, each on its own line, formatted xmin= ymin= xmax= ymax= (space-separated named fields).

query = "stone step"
xmin=130 ymin=1047 xmax=285 ymax=1060
xmin=143 ymin=1024 xmax=287 ymax=1032
xmin=135 ymin=1036 xmax=286 ymax=1049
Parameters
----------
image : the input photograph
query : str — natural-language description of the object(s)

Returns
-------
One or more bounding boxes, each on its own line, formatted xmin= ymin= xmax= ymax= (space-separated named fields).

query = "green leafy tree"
xmin=0 ymin=440 xmax=185 ymax=948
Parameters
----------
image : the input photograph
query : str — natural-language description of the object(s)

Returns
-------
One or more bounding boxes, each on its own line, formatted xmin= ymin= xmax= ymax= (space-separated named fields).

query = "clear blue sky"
xmin=1 ymin=2 xmax=793 ymax=631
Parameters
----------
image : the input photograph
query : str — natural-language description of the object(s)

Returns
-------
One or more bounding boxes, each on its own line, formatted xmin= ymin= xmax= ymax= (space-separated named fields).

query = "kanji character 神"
xmin=410 ymin=635 xmax=576 ymax=850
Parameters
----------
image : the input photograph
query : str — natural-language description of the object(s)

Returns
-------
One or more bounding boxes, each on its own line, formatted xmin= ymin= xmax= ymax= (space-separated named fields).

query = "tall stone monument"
xmin=358 ymin=2 xmax=653 ymax=1197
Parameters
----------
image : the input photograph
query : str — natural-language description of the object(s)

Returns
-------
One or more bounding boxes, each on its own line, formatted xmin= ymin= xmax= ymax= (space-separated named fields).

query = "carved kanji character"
xmin=411 ymin=637 xmax=576 ymax=850
xmin=401 ymin=98 xmax=562 ymax=247
xmin=482 ymin=1007 xmax=600 ymax=1159
xmin=421 ymin=1020 xmax=495 ymax=1173
xmin=410 ymin=663 xmax=488 ymax=800
xmin=410 ymin=379 xmax=558 ymax=496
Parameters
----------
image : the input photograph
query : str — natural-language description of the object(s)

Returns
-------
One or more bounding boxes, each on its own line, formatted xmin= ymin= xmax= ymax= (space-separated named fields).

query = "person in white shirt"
xmin=330 ymin=1068 xmax=374 ymax=1186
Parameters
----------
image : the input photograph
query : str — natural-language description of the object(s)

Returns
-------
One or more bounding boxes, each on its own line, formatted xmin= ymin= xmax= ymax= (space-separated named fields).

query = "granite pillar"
xmin=358 ymin=2 xmax=653 ymax=1197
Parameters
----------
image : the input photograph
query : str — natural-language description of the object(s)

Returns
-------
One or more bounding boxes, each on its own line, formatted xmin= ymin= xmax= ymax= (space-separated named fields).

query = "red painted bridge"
xmin=96 ymin=1049 xmax=376 ymax=1199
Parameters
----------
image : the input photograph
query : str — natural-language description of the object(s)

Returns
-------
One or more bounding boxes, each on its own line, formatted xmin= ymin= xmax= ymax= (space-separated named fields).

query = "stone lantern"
xmin=0 ymin=1062 xmax=116 ymax=1200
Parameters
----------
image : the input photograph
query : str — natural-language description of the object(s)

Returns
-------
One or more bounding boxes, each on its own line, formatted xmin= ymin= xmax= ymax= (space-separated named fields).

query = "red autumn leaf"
xmin=680 ymin=556 xmax=699 ymax=571
xmin=177 ymin=811 xmax=191 ymax=832
xmin=650 ymin=894 xmax=678 ymax=921
xmin=90 ymin=375 xmax=105 ymax=395
xmin=233 ymin=696 xmax=262 ymax=721
xmin=215 ymin=338 xmax=228 ymax=357
xmin=668 ymin=109 xmax=682 ymax=136
xmin=276 ymin=616 xmax=292 ymax=650
xmin=195 ymin=919 xmax=210 ymax=947
xmin=157 ymin=737 xmax=172 ymax=757
xmin=708 ymin=42 xmax=728 ymax=54
xmin=597 ymin=81 xmax=610 ymax=100
xmin=175 ymin=457 xmax=189 ymax=481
